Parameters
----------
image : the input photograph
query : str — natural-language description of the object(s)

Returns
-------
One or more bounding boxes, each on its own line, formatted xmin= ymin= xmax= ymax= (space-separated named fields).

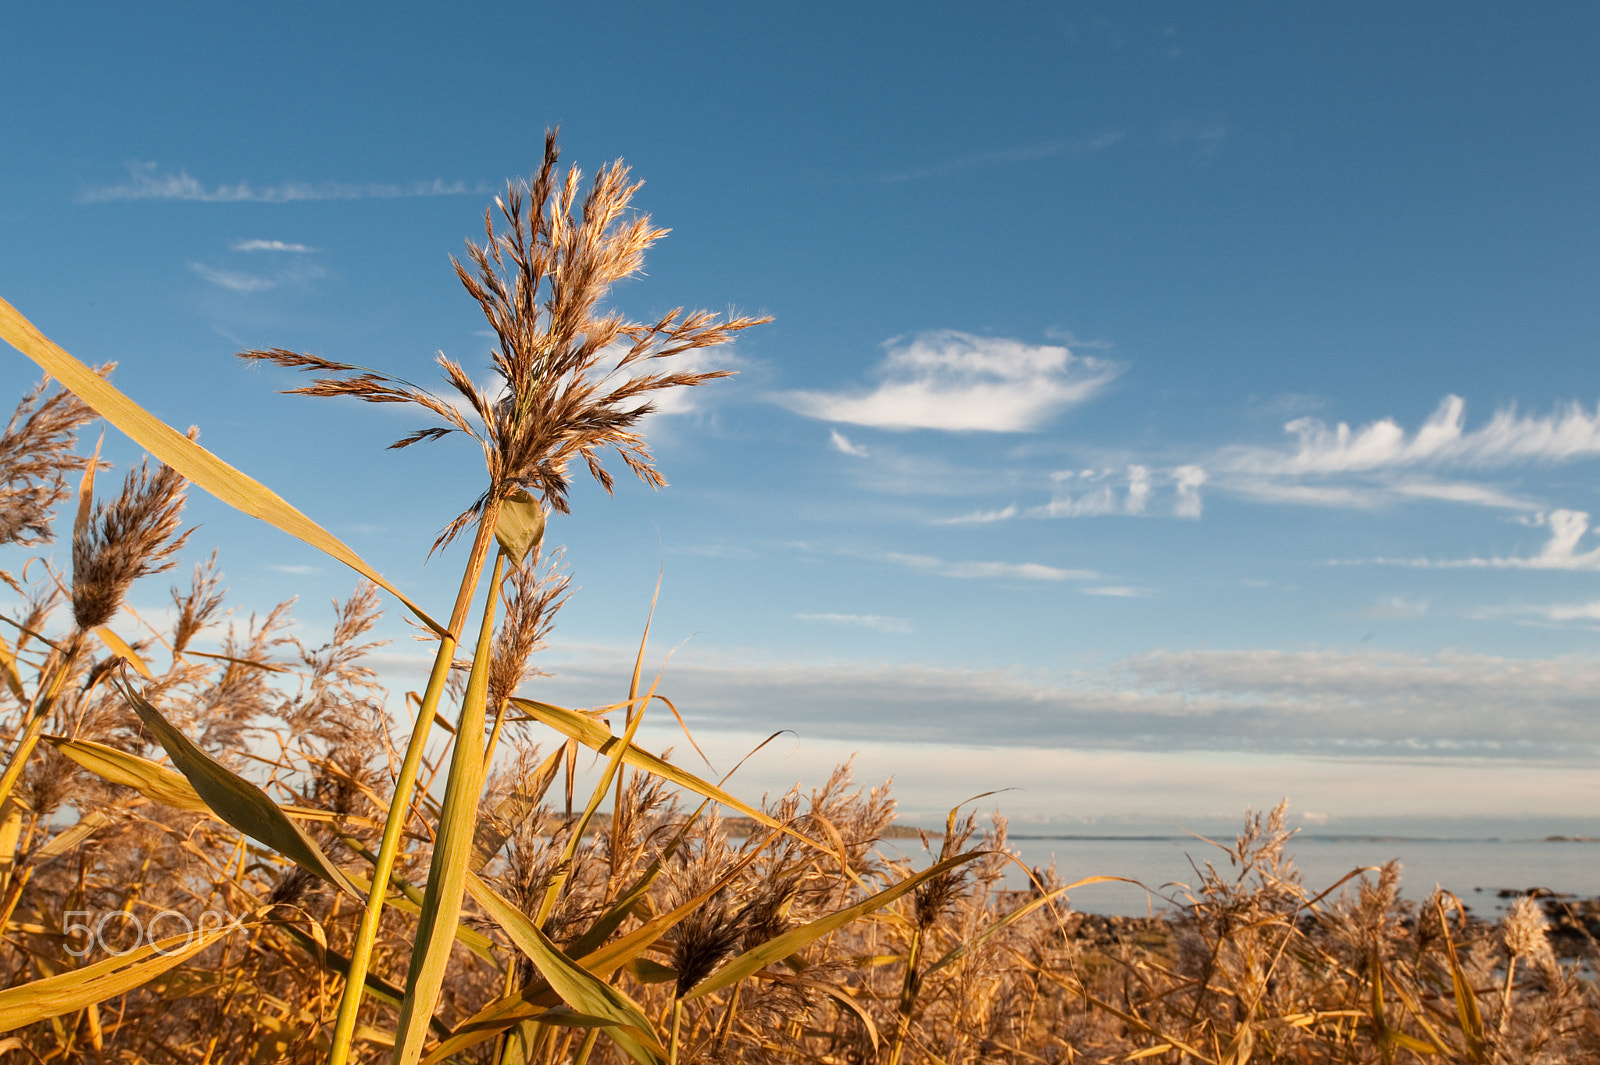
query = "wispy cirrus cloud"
xmin=829 ymin=429 xmax=869 ymax=457
xmin=1022 ymin=464 xmax=1208 ymax=520
xmin=777 ymin=331 xmax=1119 ymax=432
xmin=189 ymin=263 xmax=282 ymax=293
xmin=796 ymin=612 xmax=912 ymax=634
xmin=1474 ymin=599 xmax=1600 ymax=625
xmin=934 ymin=504 xmax=1018 ymax=525
xmin=232 ymin=239 xmax=319 ymax=253
xmin=82 ymin=161 xmax=487 ymax=204
xmin=189 ymin=241 xmax=329 ymax=293
xmin=1225 ymin=395 xmax=1600 ymax=476
xmin=1209 ymin=395 xmax=1597 ymax=518
xmin=879 ymin=550 xmax=1098 ymax=582
xmin=1349 ymin=508 xmax=1600 ymax=571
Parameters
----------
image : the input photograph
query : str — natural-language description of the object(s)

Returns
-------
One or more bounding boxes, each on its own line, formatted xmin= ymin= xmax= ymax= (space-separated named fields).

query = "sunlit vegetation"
xmin=1 ymin=135 xmax=1596 ymax=1063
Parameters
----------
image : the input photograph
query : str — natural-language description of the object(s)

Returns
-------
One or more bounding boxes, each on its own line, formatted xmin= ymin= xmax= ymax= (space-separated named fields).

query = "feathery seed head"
xmin=71 ymin=454 xmax=193 ymax=632
xmin=1502 ymin=895 xmax=1553 ymax=961
xmin=238 ymin=130 xmax=770 ymax=553
xmin=0 ymin=373 xmax=103 ymax=590
xmin=488 ymin=545 xmax=571 ymax=713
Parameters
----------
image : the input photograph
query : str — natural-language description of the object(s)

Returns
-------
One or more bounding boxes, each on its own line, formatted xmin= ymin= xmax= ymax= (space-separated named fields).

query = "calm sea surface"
xmin=882 ymin=836 xmax=1600 ymax=918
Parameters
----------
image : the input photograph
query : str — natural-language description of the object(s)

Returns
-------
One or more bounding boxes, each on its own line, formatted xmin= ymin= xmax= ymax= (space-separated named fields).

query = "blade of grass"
xmin=0 ymin=295 xmax=445 ymax=637
xmin=46 ymin=736 xmax=209 ymax=813
xmin=92 ymin=628 xmax=152 ymax=679
xmin=112 ymin=674 xmax=360 ymax=897
xmin=331 ymin=498 xmax=516 ymax=1065
xmin=1436 ymin=897 xmax=1487 ymax=1062
xmin=509 ymin=697 xmax=833 ymax=857
xmin=0 ymin=919 xmax=243 ymax=1031
xmin=428 ymin=823 xmax=776 ymax=1062
xmin=464 ymin=873 xmax=665 ymax=1065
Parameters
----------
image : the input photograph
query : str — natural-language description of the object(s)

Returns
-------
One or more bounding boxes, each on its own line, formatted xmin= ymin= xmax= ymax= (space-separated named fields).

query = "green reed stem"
xmin=327 ymin=514 xmax=501 ymax=1065
xmin=392 ymin=545 xmax=507 ymax=1064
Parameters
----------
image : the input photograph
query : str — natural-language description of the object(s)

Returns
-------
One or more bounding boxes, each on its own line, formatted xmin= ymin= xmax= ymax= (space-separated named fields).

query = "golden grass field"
xmin=1 ymin=133 xmax=1596 ymax=1063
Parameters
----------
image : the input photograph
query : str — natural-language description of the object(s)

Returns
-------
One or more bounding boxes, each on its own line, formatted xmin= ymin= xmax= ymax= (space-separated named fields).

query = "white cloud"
xmin=829 ymin=429 xmax=869 ymax=457
xmin=1390 ymin=479 xmax=1535 ymax=510
xmin=1125 ymin=465 xmax=1152 ymax=514
xmin=880 ymin=551 xmax=1098 ymax=582
xmin=529 ymin=643 xmax=1600 ymax=759
xmin=232 ymin=239 xmax=318 ymax=253
xmin=933 ymin=504 xmax=1018 ymax=525
xmin=777 ymin=331 xmax=1119 ymax=432
xmin=1227 ymin=395 xmax=1600 ymax=475
xmin=83 ymin=161 xmax=485 ymax=204
xmin=1173 ymin=465 xmax=1207 ymax=518
xmin=1354 ymin=509 xmax=1600 ymax=571
xmin=1470 ymin=599 xmax=1600 ymax=625
xmin=1030 ymin=484 xmax=1120 ymax=518
xmin=1022 ymin=464 xmax=1204 ymax=520
xmin=189 ymin=263 xmax=278 ymax=293
xmin=795 ymin=613 xmax=912 ymax=634
xmin=1227 ymin=480 xmax=1383 ymax=509
xmin=189 ymin=257 xmax=328 ymax=293
xmin=1359 ymin=595 xmax=1430 ymax=619
xmin=1083 ymin=586 xmax=1152 ymax=598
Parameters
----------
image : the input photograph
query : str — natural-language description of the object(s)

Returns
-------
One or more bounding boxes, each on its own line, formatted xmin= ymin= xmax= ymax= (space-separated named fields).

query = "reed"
xmin=1 ymin=134 xmax=1597 ymax=1064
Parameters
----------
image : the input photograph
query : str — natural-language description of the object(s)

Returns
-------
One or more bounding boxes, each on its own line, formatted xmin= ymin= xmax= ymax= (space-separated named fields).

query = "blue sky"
xmin=5 ymin=3 xmax=1600 ymax=833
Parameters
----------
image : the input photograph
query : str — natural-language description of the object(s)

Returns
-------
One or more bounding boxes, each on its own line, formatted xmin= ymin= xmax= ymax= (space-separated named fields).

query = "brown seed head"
xmin=0 ymin=372 xmax=104 ymax=589
xmin=488 ymin=546 xmax=570 ymax=713
xmin=1502 ymin=895 xmax=1552 ymax=961
xmin=238 ymin=130 xmax=770 ymax=553
xmin=71 ymin=454 xmax=192 ymax=632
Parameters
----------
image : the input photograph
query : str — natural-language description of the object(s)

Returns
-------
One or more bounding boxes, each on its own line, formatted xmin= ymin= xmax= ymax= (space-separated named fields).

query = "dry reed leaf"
xmin=0 ymin=798 xmax=19 ymax=892
xmin=340 ymin=869 xmax=500 ymax=962
xmin=0 ymin=296 xmax=447 ymax=636
xmin=464 ymin=872 xmax=666 ymax=1065
xmin=0 ymin=920 xmax=242 ymax=1032
xmin=493 ymin=487 xmax=546 ymax=563
xmin=0 ymin=631 xmax=25 ymax=701
xmin=45 ymin=736 xmax=208 ymax=813
xmin=114 ymin=675 xmax=361 ymax=897
xmin=510 ymin=696 xmax=832 ymax=855
xmin=431 ymin=828 xmax=773 ymax=1061
xmin=93 ymin=626 xmax=153 ymax=678
xmin=29 ymin=810 xmax=109 ymax=862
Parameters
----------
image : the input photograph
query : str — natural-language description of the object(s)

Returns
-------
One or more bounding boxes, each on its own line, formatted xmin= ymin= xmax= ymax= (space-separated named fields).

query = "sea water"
xmin=884 ymin=836 xmax=1600 ymax=918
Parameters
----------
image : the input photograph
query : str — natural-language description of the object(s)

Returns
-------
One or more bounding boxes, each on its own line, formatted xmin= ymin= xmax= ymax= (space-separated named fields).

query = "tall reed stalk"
xmin=237 ymin=131 xmax=768 ymax=1064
